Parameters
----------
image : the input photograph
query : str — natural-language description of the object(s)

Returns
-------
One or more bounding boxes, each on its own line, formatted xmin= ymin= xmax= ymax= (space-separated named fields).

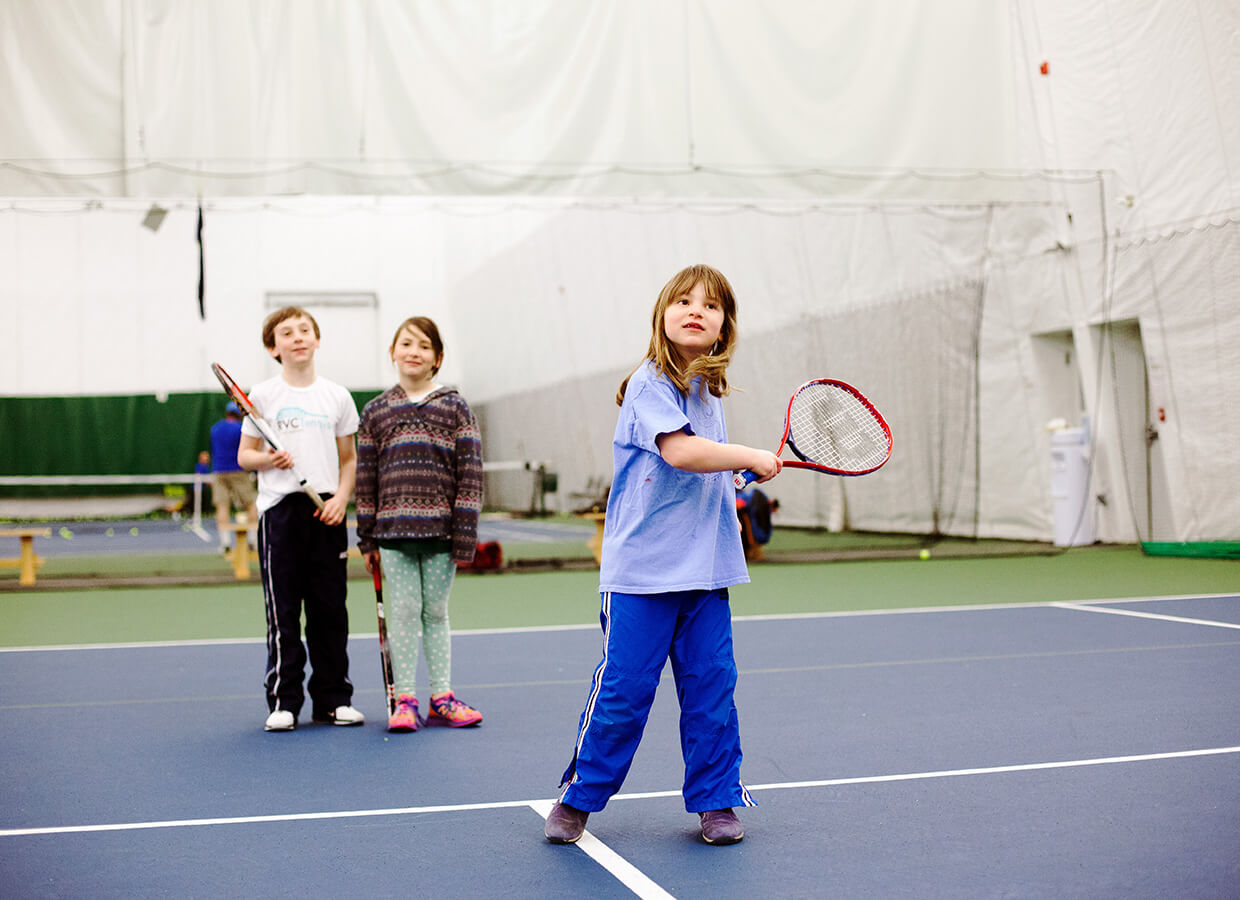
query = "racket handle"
xmin=248 ymin=415 xmax=325 ymax=511
xmin=733 ymin=470 xmax=758 ymax=490
xmin=300 ymin=481 xmax=326 ymax=511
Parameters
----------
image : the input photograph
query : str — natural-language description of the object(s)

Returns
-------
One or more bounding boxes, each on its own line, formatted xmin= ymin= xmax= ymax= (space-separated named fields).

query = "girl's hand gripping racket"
xmin=735 ymin=379 xmax=892 ymax=488
xmin=210 ymin=362 xmax=326 ymax=511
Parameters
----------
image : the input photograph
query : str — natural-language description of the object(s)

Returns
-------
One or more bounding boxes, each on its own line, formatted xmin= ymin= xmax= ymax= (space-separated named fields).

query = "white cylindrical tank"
xmin=1050 ymin=427 xmax=1095 ymax=547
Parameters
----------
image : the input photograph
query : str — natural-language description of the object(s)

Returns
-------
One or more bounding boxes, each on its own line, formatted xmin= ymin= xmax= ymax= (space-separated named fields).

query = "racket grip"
xmin=733 ymin=470 xmax=759 ymax=490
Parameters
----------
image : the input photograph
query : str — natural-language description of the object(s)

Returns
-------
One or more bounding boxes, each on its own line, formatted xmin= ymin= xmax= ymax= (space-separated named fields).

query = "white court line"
xmin=5 ymin=593 xmax=1235 ymax=653
xmin=742 ymin=746 xmax=1240 ymax=793
xmin=0 ymin=799 xmax=535 ymax=837
xmin=529 ymin=799 xmax=674 ymax=900
xmin=6 ymin=639 xmax=1237 ymax=713
xmin=5 ymin=745 xmax=1237 ymax=839
xmin=0 ymin=628 xmax=596 ymax=653
xmin=733 ymin=592 xmax=1239 ymax=624
xmin=0 ymin=637 xmax=265 ymax=653
xmin=1052 ymin=602 xmax=1240 ymax=630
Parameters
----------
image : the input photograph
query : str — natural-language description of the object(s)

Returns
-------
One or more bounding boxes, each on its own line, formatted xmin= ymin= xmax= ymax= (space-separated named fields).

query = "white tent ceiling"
xmin=3 ymin=1 xmax=1042 ymax=200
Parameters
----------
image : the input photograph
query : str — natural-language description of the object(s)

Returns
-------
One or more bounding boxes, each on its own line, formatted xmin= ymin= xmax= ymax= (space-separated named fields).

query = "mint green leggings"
xmin=378 ymin=544 xmax=456 ymax=698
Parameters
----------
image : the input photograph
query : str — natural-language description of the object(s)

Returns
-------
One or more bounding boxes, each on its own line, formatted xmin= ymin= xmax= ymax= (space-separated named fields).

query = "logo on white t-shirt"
xmin=273 ymin=407 xmax=332 ymax=433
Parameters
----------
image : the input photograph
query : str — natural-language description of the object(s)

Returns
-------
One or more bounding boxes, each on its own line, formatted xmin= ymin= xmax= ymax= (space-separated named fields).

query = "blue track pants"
xmin=559 ymin=588 xmax=755 ymax=813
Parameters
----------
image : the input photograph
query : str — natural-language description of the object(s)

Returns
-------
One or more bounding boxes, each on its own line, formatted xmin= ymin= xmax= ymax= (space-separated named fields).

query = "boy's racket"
xmin=210 ymin=362 xmax=325 ymax=511
xmin=735 ymin=379 xmax=892 ymax=488
xmin=372 ymin=565 xmax=397 ymax=719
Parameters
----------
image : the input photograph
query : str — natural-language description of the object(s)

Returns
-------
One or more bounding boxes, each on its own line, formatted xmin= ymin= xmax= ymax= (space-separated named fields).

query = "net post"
xmin=190 ymin=472 xmax=210 ymax=541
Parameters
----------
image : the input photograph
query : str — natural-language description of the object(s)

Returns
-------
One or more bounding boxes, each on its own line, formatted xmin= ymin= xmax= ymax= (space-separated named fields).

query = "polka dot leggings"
xmin=378 ymin=544 xmax=456 ymax=698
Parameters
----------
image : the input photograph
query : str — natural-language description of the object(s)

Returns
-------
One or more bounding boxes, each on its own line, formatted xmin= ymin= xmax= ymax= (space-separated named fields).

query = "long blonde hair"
xmin=617 ymin=264 xmax=739 ymax=405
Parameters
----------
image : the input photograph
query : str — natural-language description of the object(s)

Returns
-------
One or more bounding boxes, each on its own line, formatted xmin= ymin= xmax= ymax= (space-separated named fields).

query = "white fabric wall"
xmin=1 ymin=0 xmax=1238 ymax=543
xmin=0 ymin=199 xmax=460 ymax=393
xmin=1010 ymin=0 xmax=1240 ymax=224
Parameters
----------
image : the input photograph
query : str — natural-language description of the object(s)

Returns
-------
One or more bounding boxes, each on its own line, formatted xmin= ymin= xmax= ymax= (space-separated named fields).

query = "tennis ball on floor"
xmin=129 ymin=527 xmax=139 ymax=536
xmin=59 ymin=527 xmax=73 ymax=540
xmin=919 ymin=549 xmax=931 ymax=560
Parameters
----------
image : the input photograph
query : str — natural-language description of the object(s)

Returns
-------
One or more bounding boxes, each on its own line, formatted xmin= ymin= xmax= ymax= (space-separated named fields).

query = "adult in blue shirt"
xmin=209 ymin=402 xmax=258 ymax=552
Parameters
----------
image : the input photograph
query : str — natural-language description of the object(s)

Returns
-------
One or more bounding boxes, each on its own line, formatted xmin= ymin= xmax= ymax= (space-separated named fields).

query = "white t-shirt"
xmin=241 ymin=375 xmax=360 ymax=513
xmin=403 ymin=383 xmax=440 ymax=404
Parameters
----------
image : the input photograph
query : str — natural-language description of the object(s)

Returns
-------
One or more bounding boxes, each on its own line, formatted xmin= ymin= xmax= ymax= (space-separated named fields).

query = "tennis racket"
xmin=210 ymin=362 xmax=325 ymax=511
xmin=372 ymin=565 xmax=397 ymax=719
xmin=734 ymin=379 xmax=892 ymax=488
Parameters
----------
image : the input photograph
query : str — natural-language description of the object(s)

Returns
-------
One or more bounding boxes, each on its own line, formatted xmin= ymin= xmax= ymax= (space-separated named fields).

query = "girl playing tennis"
xmin=355 ymin=317 xmax=485 ymax=732
xmin=545 ymin=264 xmax=781 ymax=846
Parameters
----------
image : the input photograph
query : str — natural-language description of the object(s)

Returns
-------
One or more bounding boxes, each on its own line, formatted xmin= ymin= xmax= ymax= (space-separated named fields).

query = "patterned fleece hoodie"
xmin=355 ymin=385 xmax=483 ymax=564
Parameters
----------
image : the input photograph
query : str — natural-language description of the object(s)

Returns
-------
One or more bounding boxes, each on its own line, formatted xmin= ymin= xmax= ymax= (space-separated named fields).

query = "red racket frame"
xmin=734 ymin=378 xmax=892 ymax=488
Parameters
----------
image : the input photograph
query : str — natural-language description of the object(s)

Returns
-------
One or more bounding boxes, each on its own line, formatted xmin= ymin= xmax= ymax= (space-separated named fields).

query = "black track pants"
xmin=258 ymin=493 xmax=353 ymax=716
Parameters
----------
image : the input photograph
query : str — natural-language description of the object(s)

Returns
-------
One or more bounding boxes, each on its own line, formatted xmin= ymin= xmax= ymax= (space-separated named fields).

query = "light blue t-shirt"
xmin=598 ymin=361 xmax=748 ymax=594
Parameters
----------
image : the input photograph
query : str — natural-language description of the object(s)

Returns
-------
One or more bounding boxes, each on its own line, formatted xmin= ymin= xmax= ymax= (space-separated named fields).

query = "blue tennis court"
xmin=3 ymin=593 xmax=1237 ymax=897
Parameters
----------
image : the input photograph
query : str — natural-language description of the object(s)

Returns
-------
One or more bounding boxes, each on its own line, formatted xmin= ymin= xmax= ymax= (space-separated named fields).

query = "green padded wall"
xmin=0 ymin=391 xmax=381 ymax=496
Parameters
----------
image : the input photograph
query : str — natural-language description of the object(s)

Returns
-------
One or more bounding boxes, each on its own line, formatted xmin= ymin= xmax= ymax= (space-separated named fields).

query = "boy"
xmin=237 ymin=307 xmax=362 ymax=732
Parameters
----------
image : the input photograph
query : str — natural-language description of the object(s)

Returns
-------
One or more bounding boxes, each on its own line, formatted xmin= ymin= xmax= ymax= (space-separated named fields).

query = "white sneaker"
xmin=264 ymin=709 xmax=296 ymax=732
xmin=313 ymin=705 xmax=364 ymax=726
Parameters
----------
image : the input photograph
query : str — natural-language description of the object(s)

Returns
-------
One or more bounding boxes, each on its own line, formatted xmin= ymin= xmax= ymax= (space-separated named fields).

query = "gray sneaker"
xmin=699 ymin=808 xmax=744 ymax=844
xmin=545 ymin=801 xmax=590 ymax=844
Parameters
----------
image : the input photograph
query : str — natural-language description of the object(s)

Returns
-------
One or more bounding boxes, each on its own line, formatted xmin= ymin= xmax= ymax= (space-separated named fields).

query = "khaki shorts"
xmin=213 ymin=470 xmax=257 ymax=510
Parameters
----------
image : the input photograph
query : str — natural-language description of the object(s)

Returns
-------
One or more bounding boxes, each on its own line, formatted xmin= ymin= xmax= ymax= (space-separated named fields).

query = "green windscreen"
xmin=0 ymin=391 xmax=381 ymax=496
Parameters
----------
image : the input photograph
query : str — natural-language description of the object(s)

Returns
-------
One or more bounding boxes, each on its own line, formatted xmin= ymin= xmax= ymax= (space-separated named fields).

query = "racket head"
xmin=211 ymin=361 xmax=287 ymax=451
xmin=210 ymin=362 xmax=258 ymax=418
xmin=783 ymin=379 xmax=892 ymax=476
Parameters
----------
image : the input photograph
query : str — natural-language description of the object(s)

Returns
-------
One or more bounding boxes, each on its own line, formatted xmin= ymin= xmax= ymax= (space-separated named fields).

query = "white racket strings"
xmin=789 ymin=384 xmax=888 ymax=470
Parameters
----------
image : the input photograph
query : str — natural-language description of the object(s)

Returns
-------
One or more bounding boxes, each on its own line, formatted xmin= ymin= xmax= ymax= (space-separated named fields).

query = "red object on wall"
xmin=1040 ymin=61 xmax=1050 ymax=75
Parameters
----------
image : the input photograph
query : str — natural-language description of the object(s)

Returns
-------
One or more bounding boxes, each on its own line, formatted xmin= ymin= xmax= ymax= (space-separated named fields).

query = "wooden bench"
xmin=224 ymin=519 xmax=363 ymax=580
xmin=222 ymin=522 xmax=256 ymax=579
xmin=0 ymin=527 xmax=52 ymax=586
xmin=574 ymin=505 xmax=763 ymax=567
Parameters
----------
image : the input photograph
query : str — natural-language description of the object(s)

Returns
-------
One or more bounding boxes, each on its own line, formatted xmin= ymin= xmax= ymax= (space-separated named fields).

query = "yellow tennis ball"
xmin=919 ymin=549 xmax=931 ymax=560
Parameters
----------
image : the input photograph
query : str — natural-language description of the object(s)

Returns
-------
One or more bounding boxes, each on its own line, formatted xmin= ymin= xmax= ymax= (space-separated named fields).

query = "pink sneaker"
xmin=387 ymin=694 xmax=419 ymax=732
xmin=427 ymin=692 xmax=482 ymax=727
